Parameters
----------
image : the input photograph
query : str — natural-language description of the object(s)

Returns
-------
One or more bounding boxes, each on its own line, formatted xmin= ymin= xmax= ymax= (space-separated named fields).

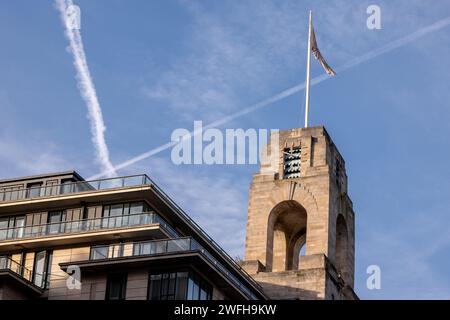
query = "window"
xmin=47 ymin=211 xmax=66 ymax=235
xmin=26 ymin=182 xmax=43 ymax=198
xmin=148 ymin=271 xmax=211 ymax=300
xmin=60 ymin=179 xmax=75 ymax=194
xmin=0 ymin=215 xmax=25 ymax=240
xmin=11 ymin=216 xmax=25 ymax=239
xmin=33 ymin=250 xmax=52 ymax=288
xmin=90 ymin=245 xmax=109 ymax=260
xmin=0 ymin=218 xmax=8 ymax=240
xmin=187 ymin=272 xmax=212 ymax=300
xmin=283 ymin=147 xmax=301 ymax=179
xmin=106 ymin=273 xmax=127 ymax=300
xmin=102 ymin=202 xmax=150 ymax=228
xmin=0 ymin=255 xmax=10 ymax=269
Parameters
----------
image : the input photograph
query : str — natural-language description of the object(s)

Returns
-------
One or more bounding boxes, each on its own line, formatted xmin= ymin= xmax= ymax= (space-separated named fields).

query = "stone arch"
xmin=335 ymin=214 xmax=348 ymax=277
xmin=291 ymin=230 xmax=306 ymax=270
xmin=266 ymin=200 xmax=308 ymax=272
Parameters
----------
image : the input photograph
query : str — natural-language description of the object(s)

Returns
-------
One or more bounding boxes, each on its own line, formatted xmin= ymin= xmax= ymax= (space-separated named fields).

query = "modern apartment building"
xmin=0 ymin=171 xmax=267 ymax=300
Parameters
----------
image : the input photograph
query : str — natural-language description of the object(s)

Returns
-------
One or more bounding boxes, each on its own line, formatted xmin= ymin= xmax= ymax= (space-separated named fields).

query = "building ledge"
xmin=0 ymin=224 xmax=169 ymax=252
xmin=59 ymin=237 xmax=267 ymax=300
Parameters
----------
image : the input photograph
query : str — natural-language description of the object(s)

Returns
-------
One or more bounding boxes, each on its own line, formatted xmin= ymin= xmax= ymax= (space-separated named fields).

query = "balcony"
xmin=0 ymin=174 xmax=152 ymax=203
xmin=0 ymin=212 xmax=179 ymax=251
xmin=0 ymin=256 xmax=44 ymax=295
xmin=61 ymin=237 xmax=261 ymax=300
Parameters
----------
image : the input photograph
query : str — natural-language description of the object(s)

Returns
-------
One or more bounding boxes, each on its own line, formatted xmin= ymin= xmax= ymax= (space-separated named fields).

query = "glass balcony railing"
xmin=0 ymin=174 xmax=152 ymax=202
xmin=89 ymin=237 xmax=258 ymax=300
xmin=0 ymin=256 xmax=46 ymax=289
xmin=0 ymin=212 xmax=179 ymax=241
xmin=146 ymin=178 xmax=264 ymax=294
xmin=0 ymin=173 xmax=263 ymax=296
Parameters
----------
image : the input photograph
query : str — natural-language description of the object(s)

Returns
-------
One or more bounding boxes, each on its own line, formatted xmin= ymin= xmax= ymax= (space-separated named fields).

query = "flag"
xmin=310 ymin=25 xmax=336 ymax=76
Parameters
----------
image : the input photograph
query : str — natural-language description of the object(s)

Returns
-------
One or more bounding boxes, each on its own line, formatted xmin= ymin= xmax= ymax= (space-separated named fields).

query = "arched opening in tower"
xmin=267 ymin=200 xmax=307 ymax=272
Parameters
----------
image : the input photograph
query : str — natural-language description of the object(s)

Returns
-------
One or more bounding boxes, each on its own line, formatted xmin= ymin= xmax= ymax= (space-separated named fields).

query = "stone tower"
xmin=241 ymin=126 xmax=358 ymax=300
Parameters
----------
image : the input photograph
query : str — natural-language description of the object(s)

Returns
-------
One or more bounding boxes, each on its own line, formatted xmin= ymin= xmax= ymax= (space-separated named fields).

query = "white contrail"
xmin=55 ymin=0 xmax=117 ymax=178
xmin=88 ymin=15 xmax=450 ymax=180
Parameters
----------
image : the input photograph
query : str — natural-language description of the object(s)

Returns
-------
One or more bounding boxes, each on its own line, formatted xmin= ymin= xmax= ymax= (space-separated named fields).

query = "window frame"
xmin=32 ymin=250 xmax=52 ymax=288
xmin=105 ymin=273 xmax=128 ymax=300
xmin=147 ymin=270 xmax=212 ymax=301
xmin=26 ymin=182 xmax=43 ymax=198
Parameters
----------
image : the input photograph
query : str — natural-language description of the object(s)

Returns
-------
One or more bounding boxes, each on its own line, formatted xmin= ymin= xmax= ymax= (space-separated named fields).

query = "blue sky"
xmin=1 ymin=0 xmax=450 ymax=299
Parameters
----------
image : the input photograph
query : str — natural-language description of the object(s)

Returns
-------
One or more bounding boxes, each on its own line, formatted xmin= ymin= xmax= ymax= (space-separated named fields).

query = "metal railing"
xmin=145 ymin=176 xmax=264 ymax=293
xmin=0 ymin=172 xmax=262 ymax=295
xmin=0 ymin=174 xmax=152 ymax=202
xmin=90 ymin=237 xmax=258 ymax=300
xmin=0 ymin=256 xmax=46 ymax=289
xmin=0 ymin=212 xmax=179 ymax=241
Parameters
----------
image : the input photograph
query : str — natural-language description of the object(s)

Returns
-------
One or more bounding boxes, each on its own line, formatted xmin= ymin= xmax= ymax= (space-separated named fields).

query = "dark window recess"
xmin=148 ymin=271 xmax=211 ymax=300
xmin=26 ymin=182 xmax=43 ymax=198
xmin=106 ymin=273 xmax=127 ymax=300
xmin=283 ymin=147 xmax=301 ymax=179
xmin=47 ymin=211 xmax=66 ymax=235
xmin=60 ymin=179 xmax=75 ymax=194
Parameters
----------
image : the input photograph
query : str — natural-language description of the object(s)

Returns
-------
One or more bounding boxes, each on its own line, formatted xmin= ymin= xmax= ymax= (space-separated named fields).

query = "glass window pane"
xmin=27 ymin=183 xmax=43 ymax=198
xmin=132 ymin=243 xmax=140 ymax=256
xmin=91 ymin=246 xmax=109 ymax=260
xmin=200 ymin=286 xmax=208 ymax=300
xmin=176 ymin=272 xmax=188 ymax=300
xmin=129 ymin=202 xmax=143 ymax=215
xmin=48 ymin=212 xmax=64 ymax=234
xmin=187 ymin=278 xmax=195 ymax=300
xmin=0 ymin=219 xmax=8 ymax=240
xmin=161 ymin=273 xmax=170 ymax=300
xmin=109 ymin=204 xmax=123 ymax=217
xmin=155 ymin=241 xmax=166 ymax=254
xmin=149 ymin=274 xmax=162 ymax=300
xmin=60 ymin=179 xmax=74 ymax=194
xmin=192 ymin=276 xmax=200 ymax=300
xmin=123 ymin=203 xmax=130 ymax=215
xmin=167 ymin=273 xmax=177 ymax=300
xmin=142 ymin=243 xmax=152 ymax=255
xmin=34 ymin=251 xmax=46 ymax=287
xmin=14 ymin=217 xmax=25 ymax=238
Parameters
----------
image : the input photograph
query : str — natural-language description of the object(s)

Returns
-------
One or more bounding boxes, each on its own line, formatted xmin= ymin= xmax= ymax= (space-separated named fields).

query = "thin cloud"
xmin=55 ymin=0 xmax=116 ymax=177
xmin=89 ymin=15 xmax=450 ymax=180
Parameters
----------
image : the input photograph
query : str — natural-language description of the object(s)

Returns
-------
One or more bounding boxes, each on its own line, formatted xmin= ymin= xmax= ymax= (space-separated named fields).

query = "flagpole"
xmin=304 ymin=10 xmax=312 ymax=128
